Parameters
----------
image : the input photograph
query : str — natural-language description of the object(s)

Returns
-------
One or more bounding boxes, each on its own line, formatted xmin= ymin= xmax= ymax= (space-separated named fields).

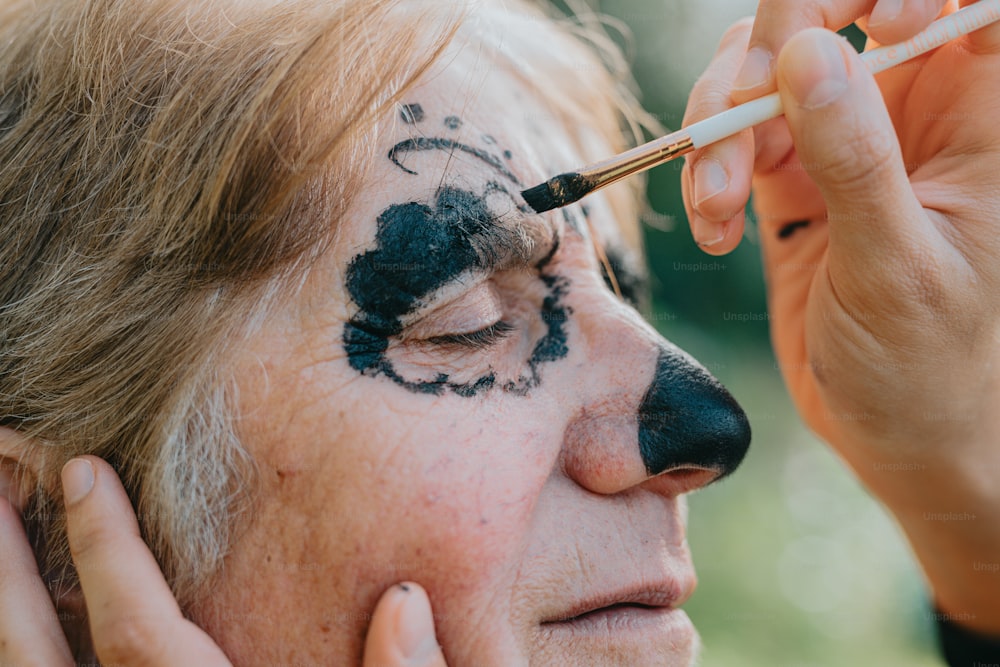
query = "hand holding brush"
xmin=678 ymin=0 xmax=1000 ymax=650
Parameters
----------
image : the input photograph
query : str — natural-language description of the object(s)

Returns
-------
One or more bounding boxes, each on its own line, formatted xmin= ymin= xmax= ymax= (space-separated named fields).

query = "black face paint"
xmin=388 ymin=137 xmax=521 ymax=186
xmin=600 ymin=246 xmax=649 ymax=308
xmin=343 ymin=185 xmax=569 ymax=397
xmin=400 ymin=103 xmax=424 ymax=124
xmin=636 ymin=348 xmax=751 ymax=478
xmin=561 ymin=208 xmax=583 ymax=235
xmin=778 ymin=219 xmax=811 ymax=240
xmin=444 ymin=115 xmax=462 ymax=130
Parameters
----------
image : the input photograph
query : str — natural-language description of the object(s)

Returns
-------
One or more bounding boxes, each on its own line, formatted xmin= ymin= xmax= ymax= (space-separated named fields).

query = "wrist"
xmin=831 ymin=433 xmax=1000 ymax=636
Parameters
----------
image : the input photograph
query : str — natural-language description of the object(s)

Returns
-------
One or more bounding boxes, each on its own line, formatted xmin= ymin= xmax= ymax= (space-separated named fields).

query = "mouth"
xmin=541 ymin=588 xmax=680 ymax=625
xmin=539 ymin=584 xmax=695 ymax=643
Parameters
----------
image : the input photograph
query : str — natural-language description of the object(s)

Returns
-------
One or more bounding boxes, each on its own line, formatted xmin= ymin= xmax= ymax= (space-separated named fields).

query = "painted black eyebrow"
xmin=344 ymin=185 xmax=555 ymax=335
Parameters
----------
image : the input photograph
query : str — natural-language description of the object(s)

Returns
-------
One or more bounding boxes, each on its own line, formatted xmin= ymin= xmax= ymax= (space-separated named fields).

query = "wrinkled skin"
xmin=189 ymin=32 xmax=749 ymax=667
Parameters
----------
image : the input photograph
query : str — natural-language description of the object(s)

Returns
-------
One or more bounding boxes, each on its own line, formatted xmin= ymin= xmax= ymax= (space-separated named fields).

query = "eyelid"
xmin=402 ymin=280 xmax=504 ymax=341
xmin=425 ymin=320 xmax=515 ymax=350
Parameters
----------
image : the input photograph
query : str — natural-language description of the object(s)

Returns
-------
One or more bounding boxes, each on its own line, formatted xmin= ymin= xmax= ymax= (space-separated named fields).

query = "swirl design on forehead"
xmin=388 ymin=137 xmax=521 ymax=186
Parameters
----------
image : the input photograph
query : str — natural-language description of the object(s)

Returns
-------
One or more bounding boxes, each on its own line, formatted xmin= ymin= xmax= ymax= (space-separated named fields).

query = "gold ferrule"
xmin=586 ymin=135 xmax=695 ymax=189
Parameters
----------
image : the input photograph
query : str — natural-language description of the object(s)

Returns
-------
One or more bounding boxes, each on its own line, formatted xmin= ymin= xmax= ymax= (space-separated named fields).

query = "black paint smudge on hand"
xmin=400 ymin=103 xmax=424 ymax=124
xmin=778 ymin=219 xmax=811 ymax=240
xmin=637 ymin=348 xmax=751 ymax=478
xmin=388 ymin=137 xmax=521 ymax=186
xmin=343 ymin=185 xmax=570 ymax=397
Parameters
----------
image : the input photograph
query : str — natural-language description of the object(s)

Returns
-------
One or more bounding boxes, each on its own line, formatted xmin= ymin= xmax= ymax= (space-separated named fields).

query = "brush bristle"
xmin=521 ymin=172 xmax=592 ymax=213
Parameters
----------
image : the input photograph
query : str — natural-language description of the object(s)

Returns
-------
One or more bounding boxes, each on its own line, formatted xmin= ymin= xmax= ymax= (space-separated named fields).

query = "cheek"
xmin=206 ymin=370 xmax=561 ymax=661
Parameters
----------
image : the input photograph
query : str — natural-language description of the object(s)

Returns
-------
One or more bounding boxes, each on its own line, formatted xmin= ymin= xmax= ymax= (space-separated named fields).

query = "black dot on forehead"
xmin=400 ymin=103 xmax=424 ymax=124
xmin=444 ymin=116 xmax=462 ymax=130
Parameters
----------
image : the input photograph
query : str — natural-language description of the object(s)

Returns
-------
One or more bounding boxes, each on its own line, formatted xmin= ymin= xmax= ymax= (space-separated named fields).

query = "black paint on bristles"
xmin=521 ymin=172 xmax=593 ymax=213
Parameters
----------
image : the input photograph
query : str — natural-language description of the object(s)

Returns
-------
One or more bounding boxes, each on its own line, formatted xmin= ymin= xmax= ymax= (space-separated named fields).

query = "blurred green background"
xmin=567 ymin=2 xmax=943 ymax=665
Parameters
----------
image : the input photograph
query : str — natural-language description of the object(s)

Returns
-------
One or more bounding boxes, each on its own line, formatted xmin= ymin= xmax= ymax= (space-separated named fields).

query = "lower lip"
xmin=541 ymin=604 xmax=695 ymax=643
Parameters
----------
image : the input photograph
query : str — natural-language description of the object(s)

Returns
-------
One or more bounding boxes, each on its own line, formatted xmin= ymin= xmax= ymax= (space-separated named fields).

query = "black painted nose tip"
xmin=637 ymin=348 xmax=751 ymax=480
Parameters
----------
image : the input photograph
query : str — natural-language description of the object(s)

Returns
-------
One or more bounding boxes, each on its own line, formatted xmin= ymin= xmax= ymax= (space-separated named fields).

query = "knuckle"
xmin=67 ymin=517 xmax=114 ymax=565
xmin=96 ymin=614 xmax=166 ymax=667
xmin=687 ymin=75 xmax=734 ymax=120
xmin=719 ymin=17 xmax=754 ymax=50
xmin=815 ymin=128 xmax=897 ymax=192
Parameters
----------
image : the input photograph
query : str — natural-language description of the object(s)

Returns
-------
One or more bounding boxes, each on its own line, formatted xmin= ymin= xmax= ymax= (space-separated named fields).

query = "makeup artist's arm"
xmin=679 ymin=0 xmax=1000 ymax=650
xmin=0 ymin=453 xmax=447 ymax=667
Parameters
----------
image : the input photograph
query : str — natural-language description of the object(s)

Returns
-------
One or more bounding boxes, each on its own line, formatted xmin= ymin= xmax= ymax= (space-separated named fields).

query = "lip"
xmin=541 ymin=604 xmax=695 ymax=645
xmin=540 ymin=584 xmax=687 ymax=625
xmin=538 ymin=574 xmax=698 ymax=647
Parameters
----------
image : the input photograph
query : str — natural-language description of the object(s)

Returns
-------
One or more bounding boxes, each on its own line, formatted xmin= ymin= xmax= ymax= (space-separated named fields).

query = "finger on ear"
xmin=0 ymin=427 xmax=42 ymax=511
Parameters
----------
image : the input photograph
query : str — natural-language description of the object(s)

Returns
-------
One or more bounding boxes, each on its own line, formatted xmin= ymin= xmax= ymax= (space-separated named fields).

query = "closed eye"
xmin=425 ymin=321 xmax=515 ymax=350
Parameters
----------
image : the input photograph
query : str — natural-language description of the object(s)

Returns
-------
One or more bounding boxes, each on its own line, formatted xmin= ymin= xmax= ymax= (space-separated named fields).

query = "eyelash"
xmin=425 ymin=321 xmax=515 ymax=350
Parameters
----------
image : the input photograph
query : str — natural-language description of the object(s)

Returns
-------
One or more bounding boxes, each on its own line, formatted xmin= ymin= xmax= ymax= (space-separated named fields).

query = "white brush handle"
xmin=686 ymin=0 xmax=1000 ymax=149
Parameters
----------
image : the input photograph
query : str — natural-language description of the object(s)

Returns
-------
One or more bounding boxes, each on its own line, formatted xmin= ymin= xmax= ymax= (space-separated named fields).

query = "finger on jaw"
xmin=732 ymin=0 xmax=950 ymax=103
xmin=363 ymin=582 xmax=447 ymax=667
xmin=0 ymin=500 xmax=74 ymax=666
xmin=63 ymin=456 xmax=231 ymax=666
xmin=682 ymin=17 xmax=754 ymax=252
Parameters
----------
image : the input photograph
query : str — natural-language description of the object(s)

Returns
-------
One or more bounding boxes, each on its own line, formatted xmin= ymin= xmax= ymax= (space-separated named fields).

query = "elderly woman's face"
xmin=197 ymin=42 xmax=750 ymax=666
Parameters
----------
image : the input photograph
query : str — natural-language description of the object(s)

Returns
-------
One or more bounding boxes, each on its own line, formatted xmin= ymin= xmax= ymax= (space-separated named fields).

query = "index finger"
xmin=62 ymin=457 xmax=232 ymax=666
xmin=732 ymin=0 xmax=951 ymax=102
xmin=0 ymin=501 xmax=74 ymax=666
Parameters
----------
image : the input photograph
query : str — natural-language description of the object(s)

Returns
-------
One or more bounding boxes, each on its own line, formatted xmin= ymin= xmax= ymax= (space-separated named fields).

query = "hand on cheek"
xmin=1 ymin=450 xmax=452 ymax=667
xmin=363 ymin=582 xmax=449 ymax=667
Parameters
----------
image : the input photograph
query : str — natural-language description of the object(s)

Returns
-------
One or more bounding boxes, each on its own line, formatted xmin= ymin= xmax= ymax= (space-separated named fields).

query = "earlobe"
xmin=0 ymin=426 xmax=45 ymax=511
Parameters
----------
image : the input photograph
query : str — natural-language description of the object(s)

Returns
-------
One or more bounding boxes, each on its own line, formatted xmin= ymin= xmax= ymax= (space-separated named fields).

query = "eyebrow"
xmin=470 ymin=213 xmax=555 ymax=275
xmin=344 ymin=185 xmax=556 ymax=333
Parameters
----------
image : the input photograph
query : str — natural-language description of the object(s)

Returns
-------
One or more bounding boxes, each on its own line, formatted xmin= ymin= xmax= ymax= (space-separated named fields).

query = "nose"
xmin=638 ymin=347 xmax=750 ymax=479
xmin=562 ymin=340 xmax=750 ymax=497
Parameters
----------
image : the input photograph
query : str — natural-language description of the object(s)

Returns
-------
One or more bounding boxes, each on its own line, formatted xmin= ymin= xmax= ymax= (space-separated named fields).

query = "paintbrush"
xmin=522 ymin=0 xmax=1000 ymax=214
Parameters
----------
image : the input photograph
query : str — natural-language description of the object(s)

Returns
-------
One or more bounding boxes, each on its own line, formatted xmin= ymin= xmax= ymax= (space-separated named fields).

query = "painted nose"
xmin=638 ymin=347 xmax=750 ymax=480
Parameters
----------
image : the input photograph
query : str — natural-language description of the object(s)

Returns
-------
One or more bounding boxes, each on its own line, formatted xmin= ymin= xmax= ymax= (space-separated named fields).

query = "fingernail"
xmin=784 ymin=34 xmax=849 ymax=109
xmin=395 ymin=583 xmax=438 ymax=662
xmin=694 ymin=158 xmax=729 ymax=207
xmin=869 ymin=0 xmax=904 ymax=28
xmin=692 ymin=216 xmax=727 ymax=248
xmin=61 ymin=458 xmax=94 ymax=505
xmin=733 ymin=47 xmax=773 ymax=91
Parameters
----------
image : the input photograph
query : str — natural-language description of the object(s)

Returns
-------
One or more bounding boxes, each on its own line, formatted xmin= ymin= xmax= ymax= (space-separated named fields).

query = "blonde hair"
xmin=0 ymin=0 xmax=651 ymax=634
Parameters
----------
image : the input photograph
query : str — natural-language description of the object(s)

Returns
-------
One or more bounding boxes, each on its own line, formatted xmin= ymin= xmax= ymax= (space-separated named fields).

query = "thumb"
xmin=363 ymin=582 xmax=447 ymax=667
xmin=775 ymin=28 xmax=925 ymax=260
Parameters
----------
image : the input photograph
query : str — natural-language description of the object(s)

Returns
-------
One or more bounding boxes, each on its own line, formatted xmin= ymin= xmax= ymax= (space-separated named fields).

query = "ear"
xmin=0 ymin=426 xmax=42 ymax=511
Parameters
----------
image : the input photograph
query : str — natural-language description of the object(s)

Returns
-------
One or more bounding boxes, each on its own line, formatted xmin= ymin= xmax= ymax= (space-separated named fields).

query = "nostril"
xmin=637 ymin=348 xmax=751 ymax=482
xmin=653 ymin=466 xmax=723 ymax=496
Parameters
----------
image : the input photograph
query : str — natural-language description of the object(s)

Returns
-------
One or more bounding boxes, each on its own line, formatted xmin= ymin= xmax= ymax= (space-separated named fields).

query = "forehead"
xmin=339 ymin=39 xmax=629 ymax=263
